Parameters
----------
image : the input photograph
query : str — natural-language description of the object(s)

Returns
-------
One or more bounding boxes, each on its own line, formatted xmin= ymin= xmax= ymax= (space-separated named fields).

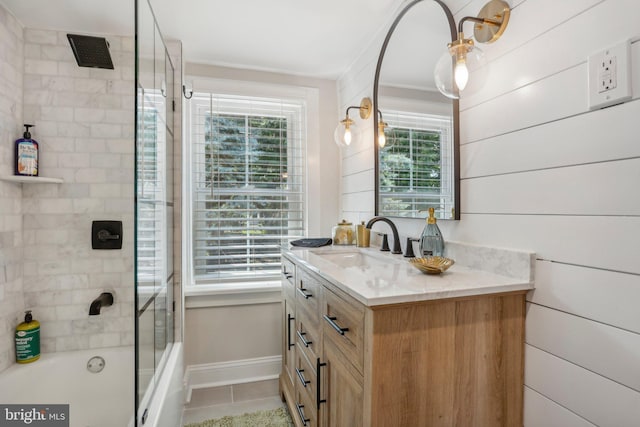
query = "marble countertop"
xmin=282 ymin=243 xmax=535 ymax=307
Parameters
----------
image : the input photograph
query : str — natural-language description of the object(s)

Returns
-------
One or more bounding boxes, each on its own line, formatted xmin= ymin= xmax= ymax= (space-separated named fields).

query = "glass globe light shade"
xmin=334 ymin=117 xmax=358 ymax=147
xmin=434 ymin=40 xmax=487 ymax=99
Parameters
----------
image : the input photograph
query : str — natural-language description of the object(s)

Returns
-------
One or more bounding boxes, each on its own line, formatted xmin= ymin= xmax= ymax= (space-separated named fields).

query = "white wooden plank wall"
xmin=337 ymin=0 xmax=640 ymax=425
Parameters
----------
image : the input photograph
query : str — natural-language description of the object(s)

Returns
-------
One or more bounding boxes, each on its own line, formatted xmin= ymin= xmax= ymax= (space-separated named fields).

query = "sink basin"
xmin=310 ymin=249 xmax=401 ymax=269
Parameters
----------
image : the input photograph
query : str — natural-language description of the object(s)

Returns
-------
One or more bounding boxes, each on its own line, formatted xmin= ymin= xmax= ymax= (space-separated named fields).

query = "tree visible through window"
xmin=191 ymin=94 xmax=305 ymax=284
xmin=379 ymin=111 xmax=452 ymax=217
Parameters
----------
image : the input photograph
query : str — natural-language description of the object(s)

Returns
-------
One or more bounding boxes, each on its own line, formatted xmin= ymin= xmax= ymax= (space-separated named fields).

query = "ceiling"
xmin=0 ymin=0 xmax=407 ymax=79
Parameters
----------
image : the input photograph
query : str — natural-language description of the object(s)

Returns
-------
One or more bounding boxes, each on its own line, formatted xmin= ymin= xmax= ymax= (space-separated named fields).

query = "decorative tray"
xmin=409 ymin=256 xmax=455 ymax=275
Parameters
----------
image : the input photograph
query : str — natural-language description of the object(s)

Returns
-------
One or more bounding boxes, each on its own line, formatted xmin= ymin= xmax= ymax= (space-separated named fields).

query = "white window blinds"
xmin=190 ymin=93 xmax=306 ymax=284
xmin=379 ymin=110 xmax=453 ymax=217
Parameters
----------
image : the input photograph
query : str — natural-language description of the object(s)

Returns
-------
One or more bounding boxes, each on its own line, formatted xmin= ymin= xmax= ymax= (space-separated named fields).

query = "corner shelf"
xmin=0 ymin=175 xmax=64 ymax=184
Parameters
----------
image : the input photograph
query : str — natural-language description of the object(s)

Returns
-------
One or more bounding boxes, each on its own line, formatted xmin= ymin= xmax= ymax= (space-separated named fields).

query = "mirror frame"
xmin=373 ymin=0 xmax=461 ymax=220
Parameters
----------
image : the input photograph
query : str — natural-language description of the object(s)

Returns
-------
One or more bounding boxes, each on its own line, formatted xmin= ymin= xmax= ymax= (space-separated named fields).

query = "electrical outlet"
xmin=588 ymin=40 xmax=632 ymax=109
xmin=599 ymin=55 xmax=616 ymax=93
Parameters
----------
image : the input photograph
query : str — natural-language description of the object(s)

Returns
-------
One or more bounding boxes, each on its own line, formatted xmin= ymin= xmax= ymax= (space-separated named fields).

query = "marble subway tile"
xmin=24 ymin=58 xmax=58 ymax=75
xmin=40 ymin=106 xmax=73 ymax=121
xmin=23 ymin=43 xmax=42 ymax=59
xmin=25 ymin=29 xmax=58 ymax=45
xmin=89 ymin=332 xmax=121 ymax=348
xmin=41 ymin=76 xmax=75 ymax=92
xmin=74 ymin=107 xmax=106 ymax=123
xmin=55 ymin=334 xmax=90 ymax=352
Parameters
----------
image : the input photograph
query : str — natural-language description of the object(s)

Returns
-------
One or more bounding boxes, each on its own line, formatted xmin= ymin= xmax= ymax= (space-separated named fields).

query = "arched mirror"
xmin=374 ymin=0 xmax=460 ymax=220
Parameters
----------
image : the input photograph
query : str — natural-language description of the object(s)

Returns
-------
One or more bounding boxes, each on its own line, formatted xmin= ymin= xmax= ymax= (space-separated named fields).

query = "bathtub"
xmin=0 ymin=346 xmax=134 ymax=427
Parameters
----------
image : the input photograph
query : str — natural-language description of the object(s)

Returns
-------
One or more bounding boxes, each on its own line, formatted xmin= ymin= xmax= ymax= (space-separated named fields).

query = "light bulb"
xmin=334 ymin=117 xmax=357 ymax=148
xmin=378 ymin=122 xmax=387 ymax=148
xmin=344 ymin=126 xmax=352 ymax=146
xmin=434 ymin=37 xmax=487 ymax=99
xmin=454 ymin=58 xmax=469 ymax=91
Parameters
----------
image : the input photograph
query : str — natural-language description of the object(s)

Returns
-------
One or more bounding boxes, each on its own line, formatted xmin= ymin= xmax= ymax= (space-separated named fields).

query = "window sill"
xmin=184 ymin=281 xmax=282 ymax=308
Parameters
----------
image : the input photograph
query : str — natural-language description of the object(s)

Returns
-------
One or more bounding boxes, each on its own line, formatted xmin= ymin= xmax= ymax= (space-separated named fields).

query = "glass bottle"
xmin=419 ymin=208 xmax=444 ymax=257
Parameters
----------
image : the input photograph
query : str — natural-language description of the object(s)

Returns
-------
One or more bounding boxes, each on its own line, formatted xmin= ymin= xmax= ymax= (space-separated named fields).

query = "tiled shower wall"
xmin=0 ymin=5 xmax=25 ymax=373
xmin=20 ymin=28 xmax=135 ymax=354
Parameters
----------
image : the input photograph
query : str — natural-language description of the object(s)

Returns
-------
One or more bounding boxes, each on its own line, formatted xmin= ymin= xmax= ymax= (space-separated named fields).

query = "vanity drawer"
xmin=296 ymin=307 xmax=321 ymax=363
xmin=282 ymin=259 xmax=296 ymax=302
xmin=295 ymin=349 xmax=318 ymax=410
xmin=294 ymin=376 xmax=319 ymax=427
xmin=322 ymin=287 xmax=365 ymax=374
xmin=282 ymin=257 xmax=296 ymax=285
xmin=296 ymin=268 xmax=321 ymax=319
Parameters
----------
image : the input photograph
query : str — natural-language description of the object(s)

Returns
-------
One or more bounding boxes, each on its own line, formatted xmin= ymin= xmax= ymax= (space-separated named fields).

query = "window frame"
xmin=183 ymin=78 xmax=313 ymax=294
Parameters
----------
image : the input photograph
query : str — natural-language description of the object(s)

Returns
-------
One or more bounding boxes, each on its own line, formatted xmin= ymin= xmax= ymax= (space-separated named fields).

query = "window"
xmin=188 ymin=93 xmax=306 ymax=285
xmin=379 ymin=111 xmax=453 ymax=217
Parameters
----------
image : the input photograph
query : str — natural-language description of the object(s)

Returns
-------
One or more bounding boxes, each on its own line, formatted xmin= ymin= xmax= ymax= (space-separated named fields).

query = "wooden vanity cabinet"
xmin=281 ymin=255 xmax=526 ymax=427
xmin=281 ymin=257 xmax=297 ymax=395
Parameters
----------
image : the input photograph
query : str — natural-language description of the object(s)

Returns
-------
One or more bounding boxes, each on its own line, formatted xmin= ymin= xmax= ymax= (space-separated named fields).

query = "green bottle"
xmin=15 ymin=310 xmax=40 ymax=364
xmin=419 ymin=208 xmax=444 ymax=257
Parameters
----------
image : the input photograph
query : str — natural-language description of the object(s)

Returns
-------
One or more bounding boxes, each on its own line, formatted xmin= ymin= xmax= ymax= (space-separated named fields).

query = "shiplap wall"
xmin=338 ymin=0 xmax=640 ymax=425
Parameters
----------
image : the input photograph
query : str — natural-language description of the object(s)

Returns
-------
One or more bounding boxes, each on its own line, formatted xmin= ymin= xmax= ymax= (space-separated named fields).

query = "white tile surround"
xmin=0 ymin=5 xmax=25 ymax=373
xmin=0 ymin=20 xmax=135 ymax=365
xmin=23 ymin=28 xmax=135 ymax=352
xmin=337 ymin=0 xmax=640 ymax=425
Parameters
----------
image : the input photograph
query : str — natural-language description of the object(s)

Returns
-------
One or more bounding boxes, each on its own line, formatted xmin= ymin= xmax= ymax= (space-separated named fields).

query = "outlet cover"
xmin=588 ymin=40 xmax=632 ymax=110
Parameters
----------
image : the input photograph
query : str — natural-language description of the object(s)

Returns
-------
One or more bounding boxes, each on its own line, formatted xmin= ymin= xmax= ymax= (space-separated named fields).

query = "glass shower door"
xmin=134 ymin=0 xmax=176 ymax=422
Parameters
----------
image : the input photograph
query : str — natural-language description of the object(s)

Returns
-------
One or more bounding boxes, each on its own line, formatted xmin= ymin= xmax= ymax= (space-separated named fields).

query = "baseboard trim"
xmin=184 ymin=355 xmax=282 ymax=403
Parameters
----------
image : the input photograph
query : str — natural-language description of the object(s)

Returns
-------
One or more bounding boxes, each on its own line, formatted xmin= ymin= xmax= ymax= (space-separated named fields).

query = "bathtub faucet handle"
xmin=97 ymin=229 xmax=120 ymax=241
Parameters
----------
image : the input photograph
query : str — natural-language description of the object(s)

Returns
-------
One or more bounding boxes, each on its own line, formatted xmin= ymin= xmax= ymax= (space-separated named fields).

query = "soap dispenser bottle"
xmin=419 ymin=207 xmax=444 ymax=257
xmin=15 ymin=124 xmax=39 ymax=176
xmin=15 ymin=310 xmax=40 ymax=364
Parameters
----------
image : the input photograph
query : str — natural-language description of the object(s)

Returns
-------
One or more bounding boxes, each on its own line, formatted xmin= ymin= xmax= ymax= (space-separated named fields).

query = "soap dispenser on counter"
xmin=419 ymin=208 xmax=444 ymax=257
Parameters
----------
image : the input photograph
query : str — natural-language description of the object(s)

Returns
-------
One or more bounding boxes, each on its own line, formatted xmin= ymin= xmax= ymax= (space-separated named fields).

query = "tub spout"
xmin=89 ymin=292 xmax=114 ymax=315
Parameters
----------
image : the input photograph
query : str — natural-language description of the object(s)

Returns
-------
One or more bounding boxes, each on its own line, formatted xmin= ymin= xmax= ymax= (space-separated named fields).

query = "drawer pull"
xmin=297 ymin=287 xmax=313 ymax=299
xmin=296 ymin=368 xmax=311 ymax=388
xmin=283 ymin=272 xmax=293 ymax=279
xmin=287 ymin=314 xmax=295 ymax=349
xmin=316 ymin=358 xmax=327 ymax=409
xmin=297 ymin=330 xmax=312 ymax=348
xmin=324 ymin=315 xmax=349 ymax=335
xmin=296 ymin=403 xmax=310 ymax=426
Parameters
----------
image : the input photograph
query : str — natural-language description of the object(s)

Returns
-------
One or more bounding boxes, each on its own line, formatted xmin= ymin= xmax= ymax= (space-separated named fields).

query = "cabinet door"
xmin=283 ymin=297 xmax=296 ymax=390
xmin=321 ymin=339 xmax=364 ymax=427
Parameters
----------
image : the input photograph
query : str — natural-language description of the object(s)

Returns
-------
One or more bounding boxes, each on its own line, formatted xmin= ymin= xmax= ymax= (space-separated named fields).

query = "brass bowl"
xmin=409 ymin=256 xmax=455 ymax=275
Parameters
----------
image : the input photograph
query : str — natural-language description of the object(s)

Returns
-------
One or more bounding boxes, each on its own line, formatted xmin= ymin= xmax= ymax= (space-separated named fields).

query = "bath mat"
xmin=184 ymin=407 xmax=293 ymax=427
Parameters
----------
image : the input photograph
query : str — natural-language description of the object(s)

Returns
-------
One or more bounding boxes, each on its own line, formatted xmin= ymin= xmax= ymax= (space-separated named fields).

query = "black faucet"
xmin=89 ymin=292 xmax=114 ymax=315
xmin=365 ymin=217 xmax=402 ymax=254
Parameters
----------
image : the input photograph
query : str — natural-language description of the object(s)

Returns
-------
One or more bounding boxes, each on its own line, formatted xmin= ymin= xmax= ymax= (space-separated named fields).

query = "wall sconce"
xmin=434 ymin=0 xmax=510 ymax=99
xmin=334 ymin=97 xmax=372 ymax=147
xmin=377 ymin=110 xmax=388 ymax=149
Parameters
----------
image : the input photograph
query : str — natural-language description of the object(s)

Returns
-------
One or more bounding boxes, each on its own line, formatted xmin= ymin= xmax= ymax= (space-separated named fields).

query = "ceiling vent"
xmin=67 ymin=34 xmax=114 ymax=69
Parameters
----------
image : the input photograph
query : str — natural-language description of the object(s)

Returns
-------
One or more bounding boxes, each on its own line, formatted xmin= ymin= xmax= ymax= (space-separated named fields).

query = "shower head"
xmin=67 ymin=34 xmax=114 ymax=69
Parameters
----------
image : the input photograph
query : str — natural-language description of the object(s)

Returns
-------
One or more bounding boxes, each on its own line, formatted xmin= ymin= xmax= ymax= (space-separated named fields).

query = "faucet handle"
xmin=379 ymin=233 xmax=390 ymax=252
xmin=404 ymin=237 xmax=419 ymax=258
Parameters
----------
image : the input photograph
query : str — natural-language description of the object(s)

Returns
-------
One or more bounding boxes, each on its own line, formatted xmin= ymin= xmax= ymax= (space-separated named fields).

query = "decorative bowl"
xmin=409 ymin=256 xmax=455 ymax=275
